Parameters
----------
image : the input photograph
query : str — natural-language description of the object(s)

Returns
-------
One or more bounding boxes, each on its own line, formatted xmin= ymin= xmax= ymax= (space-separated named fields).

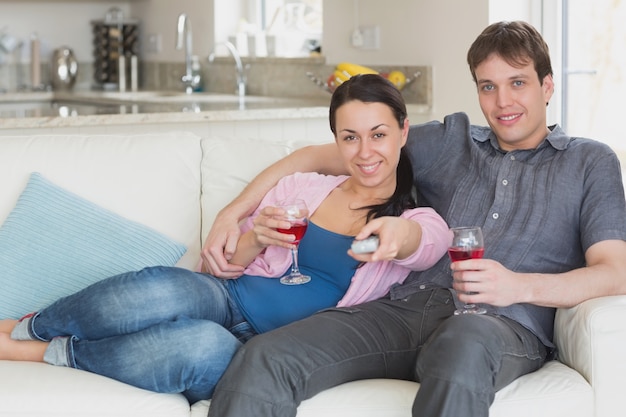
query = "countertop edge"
xmin=0 ymin=104 xmax=431 ymax=130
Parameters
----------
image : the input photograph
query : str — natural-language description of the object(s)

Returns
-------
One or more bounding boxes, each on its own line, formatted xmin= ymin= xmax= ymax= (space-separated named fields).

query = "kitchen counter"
xmin=0 ymin=90 xmax=333 ymax=129
xmin=0 ymin=90 xmax=430 ymax=130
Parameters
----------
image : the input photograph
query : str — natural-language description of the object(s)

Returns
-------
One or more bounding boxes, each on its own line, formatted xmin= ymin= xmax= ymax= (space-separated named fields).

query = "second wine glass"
xmin=276 ymin=199 xmax=311 ymax=285
xmin=448 ymin=226 xmax=487 ymax=315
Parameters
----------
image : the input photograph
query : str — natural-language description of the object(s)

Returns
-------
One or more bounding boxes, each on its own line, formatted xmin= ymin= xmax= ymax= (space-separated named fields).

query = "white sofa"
xmin=0 ymin=131 xmax=623 ymax=417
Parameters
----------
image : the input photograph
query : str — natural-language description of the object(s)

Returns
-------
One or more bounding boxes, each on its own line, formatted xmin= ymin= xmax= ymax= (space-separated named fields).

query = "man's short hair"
xmin=467 ymin=21 xmax=553 ymax=85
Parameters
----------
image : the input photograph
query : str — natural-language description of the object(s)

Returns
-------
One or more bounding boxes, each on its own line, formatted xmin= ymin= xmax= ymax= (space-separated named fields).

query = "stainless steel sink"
xmin=0 ymin=90 xmax=328 ymax=118
xmin=76 ymin=91 xmax=291 ymax=104
xmin=73 ymin=91 xmax=322 ymax=112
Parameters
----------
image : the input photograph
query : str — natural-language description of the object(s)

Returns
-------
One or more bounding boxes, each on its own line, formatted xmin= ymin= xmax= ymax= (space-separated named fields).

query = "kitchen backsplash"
xmin=0 ymin=57 xmax=431 ymax=107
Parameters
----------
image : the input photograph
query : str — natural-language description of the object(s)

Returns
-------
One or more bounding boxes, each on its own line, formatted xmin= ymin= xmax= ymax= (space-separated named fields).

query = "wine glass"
xmin=448 ymin=226 xmax=487 ymax=315
xmin=276 ymin=199 xmax=311 ymax=285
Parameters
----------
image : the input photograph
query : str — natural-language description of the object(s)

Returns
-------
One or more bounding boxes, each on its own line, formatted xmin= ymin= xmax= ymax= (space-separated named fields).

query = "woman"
xmin=0 ymin=74 xmax=451 ymax=403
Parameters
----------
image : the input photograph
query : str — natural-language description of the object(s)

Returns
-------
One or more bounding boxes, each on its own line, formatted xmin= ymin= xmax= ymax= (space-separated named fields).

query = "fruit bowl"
xmin=306 ymin=69 xmax=421 ymax=94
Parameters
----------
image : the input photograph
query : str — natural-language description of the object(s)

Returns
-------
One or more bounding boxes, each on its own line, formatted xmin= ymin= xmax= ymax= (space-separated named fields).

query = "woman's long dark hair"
xmin=329 ymin=74 xmax=417 ymax=220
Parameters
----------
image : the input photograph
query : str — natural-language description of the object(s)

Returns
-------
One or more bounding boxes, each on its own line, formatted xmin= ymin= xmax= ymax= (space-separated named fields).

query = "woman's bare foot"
xmin=0 ymin=332 xmax=47 ymax=362
xmin=0 ymin=319 xmax=18 ymax=334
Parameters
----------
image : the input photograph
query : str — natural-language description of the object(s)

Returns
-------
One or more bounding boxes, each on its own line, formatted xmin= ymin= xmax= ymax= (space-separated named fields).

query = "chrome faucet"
xmin=208 ymin=41 xmax=247 ymax=98
xmin=176 ymin=13 xmax=200 ymax=94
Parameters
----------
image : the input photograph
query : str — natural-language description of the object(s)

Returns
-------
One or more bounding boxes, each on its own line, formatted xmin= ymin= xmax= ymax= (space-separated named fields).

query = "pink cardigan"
xmin=239 ymin=172 xmax=452 ymax=307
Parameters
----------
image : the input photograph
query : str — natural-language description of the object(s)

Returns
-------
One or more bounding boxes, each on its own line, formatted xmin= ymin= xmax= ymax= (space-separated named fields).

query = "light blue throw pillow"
xmin=0 ymin=172 xmax=187 ymax=319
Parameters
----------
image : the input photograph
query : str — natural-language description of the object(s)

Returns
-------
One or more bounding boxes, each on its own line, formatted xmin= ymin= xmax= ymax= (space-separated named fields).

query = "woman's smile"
xmin=357 ymin=161 xmax=381 ymax=175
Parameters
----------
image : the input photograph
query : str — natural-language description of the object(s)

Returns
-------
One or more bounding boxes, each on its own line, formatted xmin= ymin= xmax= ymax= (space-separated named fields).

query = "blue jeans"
xmin=14 ymin=266 xmax=254 ymax=403
xmin=208 ymin=287 xmax=548 ymax=417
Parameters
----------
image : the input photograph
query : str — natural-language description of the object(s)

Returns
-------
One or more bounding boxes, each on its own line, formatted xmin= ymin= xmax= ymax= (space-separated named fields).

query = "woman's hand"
xmin=250 ymin=206 xmax=298 ymax=250
xmin=222 ymin=206 xmax=299 ymax=270
xmin=201 ymin=205 xmax=302 ymax=277
xmin=349 ymin=217 xmax=422 ymax=262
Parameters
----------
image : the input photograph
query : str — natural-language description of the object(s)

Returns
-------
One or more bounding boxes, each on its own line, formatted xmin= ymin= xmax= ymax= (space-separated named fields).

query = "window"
xmin=214 ymin=0 xmax=322 ymax=58
xmin=560 ymin=0 xmax=626 ymax=176
xmin=490 ymin=0 xmax=626 ymax=178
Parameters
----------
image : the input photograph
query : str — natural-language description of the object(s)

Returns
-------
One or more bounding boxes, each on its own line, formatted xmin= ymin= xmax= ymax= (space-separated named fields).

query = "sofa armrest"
xmin=554 ymin=295 xmax=626 ymax=417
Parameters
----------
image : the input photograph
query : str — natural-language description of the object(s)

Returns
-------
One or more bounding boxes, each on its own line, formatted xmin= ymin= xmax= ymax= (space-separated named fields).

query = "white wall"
xmin=321 ymin=0 xmax=489 ymax=122
xmin=0 ymin=1 xmax=132 ymax=63
xmin=0 ymin=0 xmax=214 ymax=67
xmin=489 ymin=0 xmax=538 ymax=22
xmin=130 ymin=0 xmax=214 ymax=63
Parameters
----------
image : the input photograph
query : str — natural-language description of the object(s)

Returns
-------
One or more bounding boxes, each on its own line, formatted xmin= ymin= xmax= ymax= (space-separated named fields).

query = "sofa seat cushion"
xmin=192 ymin=360 xmax=592 ymax=417
xmin=490 ymin=360 xmax=593 ymax=416
xmin=0 ymin=361 xmax=190 ymax=417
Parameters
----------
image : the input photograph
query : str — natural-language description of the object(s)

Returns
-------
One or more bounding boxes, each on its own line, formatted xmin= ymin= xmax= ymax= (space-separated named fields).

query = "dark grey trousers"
xmin=208 ymin=287 xmax=548 ymax=417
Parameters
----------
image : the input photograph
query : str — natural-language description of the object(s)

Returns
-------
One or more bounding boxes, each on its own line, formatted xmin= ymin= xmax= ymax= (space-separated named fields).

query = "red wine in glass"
xmin=449 ymin=226 xmax=487 ymax=315
xmin=448 ymin=247 xmax=485 ymax=261
xmin=277 ymin=221 xmax=308 ymax=244
xmin=276 ymin=199 xmax=311 ymax=285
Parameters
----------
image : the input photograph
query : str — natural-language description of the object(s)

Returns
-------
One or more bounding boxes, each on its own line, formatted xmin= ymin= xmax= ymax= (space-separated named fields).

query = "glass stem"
xmin=290 ymin=246 xmax=300 ymax=274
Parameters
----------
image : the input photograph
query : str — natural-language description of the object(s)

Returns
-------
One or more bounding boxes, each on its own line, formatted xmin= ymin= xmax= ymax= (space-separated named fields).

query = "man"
xmin=202 ymin=21 xmax=626 ymax=417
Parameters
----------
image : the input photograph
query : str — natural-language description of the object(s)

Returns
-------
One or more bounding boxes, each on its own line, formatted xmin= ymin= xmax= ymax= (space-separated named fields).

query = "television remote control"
xmin=351 ymin=235 xmax=380 ymax=254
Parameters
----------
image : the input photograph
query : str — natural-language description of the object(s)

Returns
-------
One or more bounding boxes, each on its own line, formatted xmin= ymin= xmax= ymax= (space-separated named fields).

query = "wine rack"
xmin=90 ymin=12 xmax=139 ymax=90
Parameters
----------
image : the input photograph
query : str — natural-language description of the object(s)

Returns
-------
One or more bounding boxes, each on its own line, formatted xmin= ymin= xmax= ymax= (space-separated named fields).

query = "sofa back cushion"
xmin=0 ymin=132 xmax=202 ymax=269
xmin=200 ymin=136 xmax=333 ymax=244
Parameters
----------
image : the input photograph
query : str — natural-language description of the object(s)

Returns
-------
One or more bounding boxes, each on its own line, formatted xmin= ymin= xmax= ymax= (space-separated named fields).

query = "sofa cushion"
xmin=0 ymin=361 xmax=190 ymax=417
xmin=0 ymin=172 xmax=187 ymax=319
xmin=192 ymin=361 xmax=592 ymax=417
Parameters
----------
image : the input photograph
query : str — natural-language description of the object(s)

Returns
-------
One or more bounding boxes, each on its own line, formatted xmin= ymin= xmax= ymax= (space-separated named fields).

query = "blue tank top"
xmin=228 ymin=221 xmax=359 ymax=333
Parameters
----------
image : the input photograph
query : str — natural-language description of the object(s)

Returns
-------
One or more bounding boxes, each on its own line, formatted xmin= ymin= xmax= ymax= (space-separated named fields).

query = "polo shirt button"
xmin=510 ymin=155 xmax=516 ymax=160
xmin=419 ymin=284 xmax=426 ymax=290
xmin=492 ymin=213 xmax=499 ymax=219
xmin=502 ymin=179 xmax=508 ymax=186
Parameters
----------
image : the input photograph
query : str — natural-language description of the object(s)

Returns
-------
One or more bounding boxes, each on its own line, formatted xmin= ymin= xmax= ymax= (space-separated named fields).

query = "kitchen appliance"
xmin=91 ymin=7 xmax=140 ymax=90
xmin=50 ymin=47 xmax=78 ymax=90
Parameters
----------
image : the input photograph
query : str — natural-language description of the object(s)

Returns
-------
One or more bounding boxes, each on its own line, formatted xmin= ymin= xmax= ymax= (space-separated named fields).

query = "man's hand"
xmin=200 ymin=211 xmax=245 ymax=279
xmin=450 ymin=259 xmax=523 ymax=307
xmin=451 ymin=240 xmax=626 ymax=309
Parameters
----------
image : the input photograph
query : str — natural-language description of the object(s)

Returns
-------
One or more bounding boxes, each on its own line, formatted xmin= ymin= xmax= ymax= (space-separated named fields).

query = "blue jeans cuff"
xmin=10 ymin=315 xmax=37 ymax=341
xmin=43 ymin=336 xmax=72 ymax=367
